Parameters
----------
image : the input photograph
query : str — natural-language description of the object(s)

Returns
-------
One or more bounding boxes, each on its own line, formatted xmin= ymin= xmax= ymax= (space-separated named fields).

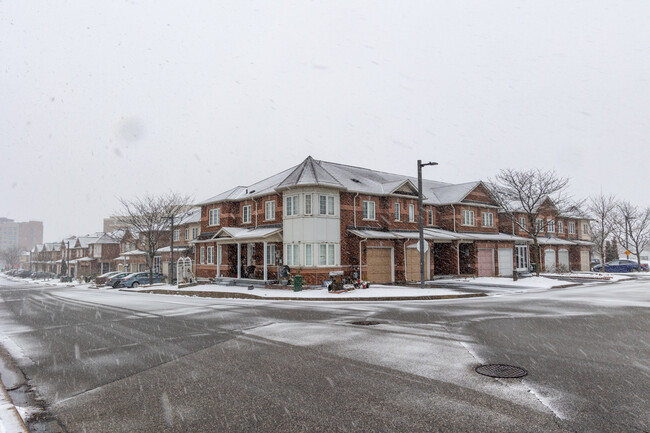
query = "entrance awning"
xmin=194 ymin=226 xmax=283 ymax=244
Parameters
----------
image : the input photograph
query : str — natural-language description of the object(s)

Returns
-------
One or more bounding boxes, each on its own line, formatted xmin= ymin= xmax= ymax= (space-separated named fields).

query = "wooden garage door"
xmin=498 ymin=248 xmax=513 ymax=277
xmin=558 ymin=249 xmax=570 ymax=271
xmin=367 ymin=248 xmax=392 ymax=283
xmin=406 ymin=248 xmax=429 ymax=282
xmin=477 ymin=249 xmax=494 ymax=277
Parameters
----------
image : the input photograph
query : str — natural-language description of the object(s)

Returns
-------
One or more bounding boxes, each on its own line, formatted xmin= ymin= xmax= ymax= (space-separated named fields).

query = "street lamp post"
xmin=418 ymin=160 xmax=438 ymax=289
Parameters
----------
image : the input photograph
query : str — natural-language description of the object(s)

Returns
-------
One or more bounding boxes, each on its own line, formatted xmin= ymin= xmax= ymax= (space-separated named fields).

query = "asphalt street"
xmin=0 ymin=276 xmax=648 ymax=432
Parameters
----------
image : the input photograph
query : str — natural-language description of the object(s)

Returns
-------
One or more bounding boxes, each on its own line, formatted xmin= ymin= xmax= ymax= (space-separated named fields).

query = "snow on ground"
xmin=121 ymin=283 xmax=466 ymax=299
xmin=433 ymin=276 xmax=568 ymax=289
xmin=0 ymin=387 xmax=28 ymax=433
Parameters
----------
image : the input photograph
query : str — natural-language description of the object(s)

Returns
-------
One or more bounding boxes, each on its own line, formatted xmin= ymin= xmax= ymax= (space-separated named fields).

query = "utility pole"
xmin=169 ymin=215 xmax=175 ymax=285
xmin=418 ymin=160 xmax=438 ymax=288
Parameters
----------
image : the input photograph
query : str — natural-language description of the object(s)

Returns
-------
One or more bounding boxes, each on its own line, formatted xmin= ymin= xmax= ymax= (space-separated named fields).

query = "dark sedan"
xmin=106 ymin=272 xmax=131 ymax=288
xmin=592 ymin=259 xmax=649 ymax=272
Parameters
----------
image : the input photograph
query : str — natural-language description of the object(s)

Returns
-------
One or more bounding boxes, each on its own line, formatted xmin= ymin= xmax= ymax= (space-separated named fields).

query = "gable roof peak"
xmin=277 ymin=156 xmax=345 ymax=190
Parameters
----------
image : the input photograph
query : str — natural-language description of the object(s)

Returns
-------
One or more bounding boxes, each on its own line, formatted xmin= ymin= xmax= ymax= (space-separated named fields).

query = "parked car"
xmin=106 ymin=272 xmax=131 ymax=288
xmin=94 ymin=271 xmax=122 ymax=286
xmin=119 ymin=272 xmax=165 ymax=288
xmin=592 ymin=259 xmax=649 ymax=273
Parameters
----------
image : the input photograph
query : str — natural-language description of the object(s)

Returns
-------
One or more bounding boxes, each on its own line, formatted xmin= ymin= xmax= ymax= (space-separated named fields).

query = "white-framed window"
xmin=305 ymin=244 xmax=313 ymax=266
xmin=318 ymin=195 xmax=335 ymax=216
xmin=319 ymin=244 xmax=336 ymax=266
xmin=536 ymin=218 xmax=544 ymax=232
xmin=482 ymin=212 xmax=494 ymax=227
xmin=185 ymin=228 xmax=190 ymax=240
xmin=285 ymin=244 xmax=300 ymax=266
xmin=462 ymin=210 xmax=475 ymax=226
xmin=209 ymin=208 xmax=220 ymax=226
xmin=547 ymin=219 xmax=555 ymax=232
xmin=266 ymin=244 xmax=276 ymax=265
xmin=568 ymin=221 xmax=576 ymax=234
xmin=304 ymin=194 xmax=312 ymax=215
xmin=200 ymin=246 xmax=205 ymax=264
xmin=557 ymin=221 xmax=564 ymax=234
xmin=428 ymin=209 xmax=434 ymax=225
xmin=192 ymin=227 xmax=198 ymax=239
xmin=409 ymin=204 xmax=415 ymax=222
xmin=363 ymin=201 xmax=376 ymax=220
xmin=583 ymin=223 xmax=589 ymax=235
xmin=242 ymin=205 xmax=251 ymax=224
xmin=265 ymin=200 xmax=275 ymax=221
xmin=519 ymin=216 xmax=527 ymax=230
xmin=207 ymin=246 xmax=214 ymax=264
xmin=285 ymin=195 xmax=299 ymax=216
xmin=394 ymin=203 xmax=400 ymax=221
xmin=173 ymin=229 xmax=180 ymax=241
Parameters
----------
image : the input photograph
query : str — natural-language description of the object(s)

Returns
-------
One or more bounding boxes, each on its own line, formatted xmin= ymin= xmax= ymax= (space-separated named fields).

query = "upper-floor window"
xmin=547 ymin=219 xmax=555 ymax=232
xmin=285 ymin=195 xmax=299 ymax=216
xmin=482 ymin=212 xmax=494 ymax=227
xmin=409 ymin=204 xmax=415 ymax=222
xmin=304 ymin=194 xmax=312 ymax=215
xmin=242 ymin=205 xmax=252 ymax=224
xmin=192 ymin=227 xmax=198 ymax=239
xmin=583 ymin=223 xmax=589 ymax=235
xmin=462 ymin=210 xmax=475 ymax=226
xmin=319 ymin=195 xmax=335 ymax=216
xmin=185 ymin=228 xmax=190 ymax=240
xmin=428 ymin=209 xmax=434 ymax=225
xmin=363 ymin=201 xmax=376 ymax=220
xmin=557 ymin=221 xmax=564 ymax=234
xmin=173 ymin=229 xmax=180 ymax=241
xmin=568 ymin=221 xmax=576 ymax=234
xmin=265 ymin=200 xmax=275 ymax=220
xmin=394 ymin=203 xmax=400 ymax=221
xmin=519 ymin=216 xmax=527 ymax=230
xmin=536 ymin=218 xmax=544 ymax=232
xmin=209 ymin=208 xmax=220 ymax=226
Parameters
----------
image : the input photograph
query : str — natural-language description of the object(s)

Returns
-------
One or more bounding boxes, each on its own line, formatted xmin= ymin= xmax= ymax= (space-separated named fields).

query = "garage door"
xmin=366 ymin=248 xmax=392 ymax=283
xmin=406 ymin=248 xmax=429 ymax=281
xmin=580 ymin=250 xmax=590 ymax=271
xmin=477 ymin=249 xmax=494 ymax=277
xmin=544 ymin=249 xmax=556 ymax=272
xmin=558 ymin=249 xmax=570 ymax=272
xmin=498 ymin=248 xmax=513 ymax=277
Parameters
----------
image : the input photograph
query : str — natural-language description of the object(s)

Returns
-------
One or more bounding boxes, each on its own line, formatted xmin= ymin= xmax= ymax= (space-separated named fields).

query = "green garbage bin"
xmin=293 ymin=275 xmax=303 ymax=292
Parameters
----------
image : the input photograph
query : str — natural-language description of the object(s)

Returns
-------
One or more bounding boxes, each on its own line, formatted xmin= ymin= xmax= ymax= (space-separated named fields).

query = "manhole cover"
xmin=350 ymin=320 xmax=381 ymax=326
xmin=475 ymin=364 xmax=527 ymax=378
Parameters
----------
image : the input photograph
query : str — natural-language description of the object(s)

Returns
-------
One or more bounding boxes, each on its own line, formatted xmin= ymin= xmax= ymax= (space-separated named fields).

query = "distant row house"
xmin=191 ymin=157 xmax=592 ymax=285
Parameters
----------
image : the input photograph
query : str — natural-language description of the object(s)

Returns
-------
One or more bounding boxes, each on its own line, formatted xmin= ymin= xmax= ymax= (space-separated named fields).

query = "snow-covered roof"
xmin=176 ymin=207 xmax=201 ymax=225
xmin=348 ymin=228 xmax=529 ymax=242
xmin=92 ymin=233 xmax=120 ymax=245
xmin=535 ymin=237 xmax=576 ymax=246
xmin=198 ymin=157 xmax=490 ymax=206
xmin=157 ymin=246 xmax=190 ymax=253
xmin=75 ymin=236 xmax=100 ymax=248
xmin=121 ymin=249 xmax=147 ymax=256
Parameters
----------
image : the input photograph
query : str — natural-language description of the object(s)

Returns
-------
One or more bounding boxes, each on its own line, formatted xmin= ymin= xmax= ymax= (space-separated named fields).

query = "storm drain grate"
xmin=475 ymin=364 xmax=527 ymax=378
xmin=350 ymin=320 xmax=381 ymax=326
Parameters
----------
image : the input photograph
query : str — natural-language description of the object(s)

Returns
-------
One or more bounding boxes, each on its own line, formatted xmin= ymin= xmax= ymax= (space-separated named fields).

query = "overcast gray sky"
xmin=2 ymin=1 xmax=649 ymax=242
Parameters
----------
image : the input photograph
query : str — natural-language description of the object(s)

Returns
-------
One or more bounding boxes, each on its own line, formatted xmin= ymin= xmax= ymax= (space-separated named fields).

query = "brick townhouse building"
xmin=192 ymin=156 xmax=579 ymax=285
xmin=498 ymin=198 xmax=593 ymax=273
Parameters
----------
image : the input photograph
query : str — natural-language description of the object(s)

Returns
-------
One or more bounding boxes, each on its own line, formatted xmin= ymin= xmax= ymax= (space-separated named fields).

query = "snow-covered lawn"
xmin=121 ymin=283 xmax=467 ymax=299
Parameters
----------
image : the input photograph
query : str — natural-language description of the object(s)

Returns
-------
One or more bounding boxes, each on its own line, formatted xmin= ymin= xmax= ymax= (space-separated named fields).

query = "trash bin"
xmin=293 ymin=275 xmax=303 ymax=292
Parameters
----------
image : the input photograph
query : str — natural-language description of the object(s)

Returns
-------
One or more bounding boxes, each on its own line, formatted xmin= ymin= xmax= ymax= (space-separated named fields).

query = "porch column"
xmin=237 ymin=243 xmax=241 ymax=279
xmin=455 ymin=241 xmax=461 ymax=276
xmin=263 ymin=241 xmax=268 ymax=282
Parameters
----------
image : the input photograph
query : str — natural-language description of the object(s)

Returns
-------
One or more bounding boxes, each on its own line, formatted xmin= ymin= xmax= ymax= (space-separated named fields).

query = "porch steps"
xmin=213 ymin=277 xmax=272 ymax=288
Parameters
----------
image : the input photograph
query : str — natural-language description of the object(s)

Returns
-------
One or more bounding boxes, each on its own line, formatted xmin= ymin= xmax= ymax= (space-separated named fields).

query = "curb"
xmin=0 ymin=378 xmax=29 ymax=433
xmin=122 ymin=289 xmax=487 ymax=301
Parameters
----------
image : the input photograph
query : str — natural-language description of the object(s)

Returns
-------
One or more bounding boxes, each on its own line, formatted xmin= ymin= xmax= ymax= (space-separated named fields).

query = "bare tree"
xmin=0 ymin=246 xmax=22 ymax=269
xmin=115 ymin=192 xmax=192 ymax=285
xmin=489 ymin=169 xmax=576 ymax=276
xmin=612 ymin=202 xmax=650 ymax=271
xmin=587 ymin=193 xmax=617 ymax=268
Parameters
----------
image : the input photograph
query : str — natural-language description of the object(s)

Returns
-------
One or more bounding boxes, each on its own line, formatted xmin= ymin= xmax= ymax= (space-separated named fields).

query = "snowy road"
xmin=0 ymin=276 xmax=648 ymax=432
